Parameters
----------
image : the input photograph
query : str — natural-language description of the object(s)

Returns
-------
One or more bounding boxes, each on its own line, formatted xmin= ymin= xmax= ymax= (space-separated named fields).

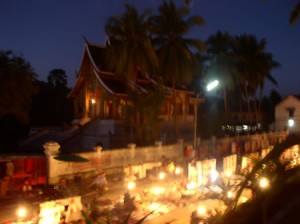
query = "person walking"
xmin=89 ymin=172 xmax=108 ymax=194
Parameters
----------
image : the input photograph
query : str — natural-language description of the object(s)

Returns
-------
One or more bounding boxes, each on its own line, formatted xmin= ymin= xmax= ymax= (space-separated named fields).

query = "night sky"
xmin=1 ymin=0 xmax=299 ymax=97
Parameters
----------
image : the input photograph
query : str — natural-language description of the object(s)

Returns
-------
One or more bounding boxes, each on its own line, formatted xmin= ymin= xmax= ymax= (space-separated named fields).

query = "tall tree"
xmin=0 ymin=50 xmax=38 ymax=148
xmin=105 ymin=4 xmax=160 ymax=143
xmin=205 ymin=31 xmax=237 ymax=119
xmin=0 ymin=50 xmax=38 ymax=123
xmin=105 ymin=4 xmax=158 ymax=82
xmin=150 ymin=0 xmax=205 ymax=137
xmin=233 ymin=34 xmax=279 ymax=124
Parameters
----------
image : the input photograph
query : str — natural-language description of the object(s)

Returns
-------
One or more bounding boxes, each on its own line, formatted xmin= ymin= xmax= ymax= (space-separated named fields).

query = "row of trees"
xmin=104 ymin=0 xmax=283 ymax=143
xmin=1 ymin=0 xmax=298 ymax=148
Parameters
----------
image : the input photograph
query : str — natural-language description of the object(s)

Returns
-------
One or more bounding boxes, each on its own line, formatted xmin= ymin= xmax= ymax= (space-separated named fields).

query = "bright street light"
xmin=206 ymin=80 xmax=219 ymax=91
xmin=194 ymin=80 xmax=219 ymax=149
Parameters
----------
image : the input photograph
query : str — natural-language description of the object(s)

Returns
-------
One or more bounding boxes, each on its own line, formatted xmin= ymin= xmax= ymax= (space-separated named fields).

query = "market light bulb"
xmin=227 ymin=191 xmax=234 ymax=198
xmin=259 ymin=177 xmax=269 ymax=189
xmin=197 ymin=206 xmax=207 ymax=216
xmin=17 ymin=207 xmax=27 ymax=218
xmin=158 ymin=172 xmax=166 ymax=180
xmin=225 ymin=170 xmax=232 ymax=178
xmin=175 ymin=167 xmax=182 ymax=175
xmin=127 ymin=181 xmax=136 ymax=190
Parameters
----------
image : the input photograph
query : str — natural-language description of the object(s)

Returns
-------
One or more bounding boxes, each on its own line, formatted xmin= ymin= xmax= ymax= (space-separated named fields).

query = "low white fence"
xmin=44 ymin=131 xmax=287 ymax=184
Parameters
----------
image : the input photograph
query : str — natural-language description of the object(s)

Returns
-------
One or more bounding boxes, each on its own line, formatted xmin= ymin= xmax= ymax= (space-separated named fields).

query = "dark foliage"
xmin=30 ymin=76 xmax=73 ymax=127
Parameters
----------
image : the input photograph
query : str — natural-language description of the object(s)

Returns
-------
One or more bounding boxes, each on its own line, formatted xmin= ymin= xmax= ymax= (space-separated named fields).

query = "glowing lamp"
xmin=206 ymin=80 xmax=219 ymax=91
xmin=175 ymin=167 xmax=183 ymax=175
xmin=225 ymin=170 xmax=232 ymax=178
xmin=127 ymin=181 xmax=136 ymax=190
xmin=197 ymin=206 xmax=207 ymax=216
xmin=17 ymin=207 xmax=27 ymax=218
xmin=227 ymin=191 xmax=234 ymax=198
xmin=259 ymin=177 xmax=269 ymax=189
xmin=158 ymin=172 xmax=166 ymax=180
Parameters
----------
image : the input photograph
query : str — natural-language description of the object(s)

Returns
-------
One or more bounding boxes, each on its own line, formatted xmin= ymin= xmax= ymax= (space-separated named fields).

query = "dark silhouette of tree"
xmin=47 ymin=68 xmax=68 ymax=87
xmin=105 ymin=4 xmax=161 ymax=143
xmin=105 ymin=4 xmax=158 ymax=82
xmin=0 ymin=50 xmax=38 ymax=149
xmin=205 ymin=31 xmax=237 ymax=119
xmin=150 ymin=0 xmax=205 ymax=138
xmin=0 ymin=50 xmax=38 ymax=123
xmin=30 ymin=69 xmax=73 ymax=127
xmin=233 ymin=34 xmax=279 ymax=124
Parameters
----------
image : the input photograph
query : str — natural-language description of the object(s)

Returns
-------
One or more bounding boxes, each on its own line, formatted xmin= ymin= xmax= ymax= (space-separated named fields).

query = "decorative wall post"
xmin=44 ymin=141 xmax=60 ymax=185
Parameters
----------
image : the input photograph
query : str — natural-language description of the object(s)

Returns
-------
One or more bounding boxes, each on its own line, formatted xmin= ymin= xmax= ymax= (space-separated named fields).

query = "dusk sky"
xmin=1 ymin=0 xmax=299 ymax=97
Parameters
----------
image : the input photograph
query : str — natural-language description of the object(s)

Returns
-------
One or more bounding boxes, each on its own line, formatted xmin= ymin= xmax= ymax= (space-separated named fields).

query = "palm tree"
xmin=233 ymin=34 xmax=278 ymax=124
xmin=249 ymin=53 xmax=279 ymax=123
xmin=205 ymin=31 xmax=237 ymax=119
xmin=105 ymin=4 xmax=159 ymax=143
xmin=150 ymin=0 xmax=206 ymax=138
xmin=105 ymin=4 xmax=158 ymax=82
xmin=289 ymin=1 xmax=300 ymax=25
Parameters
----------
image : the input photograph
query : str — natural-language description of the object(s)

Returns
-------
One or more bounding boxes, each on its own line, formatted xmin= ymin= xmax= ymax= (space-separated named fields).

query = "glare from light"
xmin=288 ymin=119 xmax=295 ymax=127
xmin=239 ymin=196 xmax=248 ymax=204
xmin=243 ymin=125 xmax=248 ymax=130
xmin=227 ymin=191 xmax=234 ymax=198
xmin=149 ymin=202 xmax=160 ymax=211
xmin=225 ymin=170 xmax=232 ymax=178
xmin=206 ymin=80 xmax=219 ymax=91
xmin=151 ymin=186 xmax=165 ymax=195
xmin=127 ymin=181 xmax=136 ymax=190
xmin=91 ymin=98 xmax=96 ymax=104
xmin=259 ymin=177 xmax=269 ymax=189
xmin=158 ymin=172 xmax=166 ymax=180
xmin=17 ymin=207 xmax=27 ymax=218
xmin=187 ymin=181 xmax=197 ymax=189
xmin=175 ymin=167 xmax=182 ymax=175
xmin=210 ymin=170 xmax=219 ymax=183
xmin=197 ymin=206 xmax=207 ymax=216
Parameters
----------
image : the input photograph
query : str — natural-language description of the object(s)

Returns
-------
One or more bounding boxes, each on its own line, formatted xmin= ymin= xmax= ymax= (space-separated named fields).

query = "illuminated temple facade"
xmin=68 ymin=40 xmax=200 ymax=144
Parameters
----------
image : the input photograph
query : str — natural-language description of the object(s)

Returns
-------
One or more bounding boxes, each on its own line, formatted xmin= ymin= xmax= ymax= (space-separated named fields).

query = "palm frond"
xmin=289 ymin=1 xmax=300 ymax=25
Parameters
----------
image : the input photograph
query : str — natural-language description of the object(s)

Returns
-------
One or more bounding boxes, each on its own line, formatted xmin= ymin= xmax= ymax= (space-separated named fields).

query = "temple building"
xmin=67 ymin=40 xmax=201 ymax=148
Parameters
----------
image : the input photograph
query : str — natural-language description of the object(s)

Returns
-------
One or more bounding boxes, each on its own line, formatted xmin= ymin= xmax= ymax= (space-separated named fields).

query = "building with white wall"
xmin=275 ymin=95 xmax=300 ymax=134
